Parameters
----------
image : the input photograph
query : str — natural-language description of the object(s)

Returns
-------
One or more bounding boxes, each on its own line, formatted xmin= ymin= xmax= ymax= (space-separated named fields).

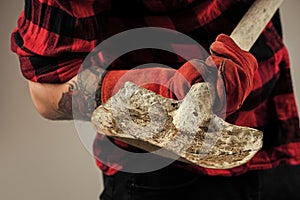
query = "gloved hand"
xmin=100 ymin=59 xmax=207 ymax=104
xmin=205 ymin=34 xmax=258 ymax=115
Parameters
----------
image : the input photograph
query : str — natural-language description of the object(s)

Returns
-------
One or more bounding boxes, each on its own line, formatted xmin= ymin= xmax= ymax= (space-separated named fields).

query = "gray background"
xmin=1 ymin=1 xmax=299 ymax=200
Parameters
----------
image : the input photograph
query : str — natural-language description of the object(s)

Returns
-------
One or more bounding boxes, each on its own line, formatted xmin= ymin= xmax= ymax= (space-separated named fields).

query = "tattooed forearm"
xmin=56 ymin=81 xmax=96 ymax=121
xmin=56 ymin=66 xmax=104 ymax=121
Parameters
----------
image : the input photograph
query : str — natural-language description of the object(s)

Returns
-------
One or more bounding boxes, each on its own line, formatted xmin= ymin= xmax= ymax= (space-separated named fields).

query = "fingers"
xmin=215 ymin=34 xmax=242 ymax=51
xmin=209 ymin=34 xmax=258 ymax=68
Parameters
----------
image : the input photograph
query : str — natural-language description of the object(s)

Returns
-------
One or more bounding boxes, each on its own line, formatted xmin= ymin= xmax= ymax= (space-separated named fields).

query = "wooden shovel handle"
xmin=230 ymin=0 xmax=283 ymax=51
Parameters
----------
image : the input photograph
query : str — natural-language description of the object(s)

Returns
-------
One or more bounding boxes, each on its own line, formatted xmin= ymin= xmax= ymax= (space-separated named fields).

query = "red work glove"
xmin=100 ymin=59 xmax=207 ymax=104
xmin=205 ymin=34 xmax=258 ymax=115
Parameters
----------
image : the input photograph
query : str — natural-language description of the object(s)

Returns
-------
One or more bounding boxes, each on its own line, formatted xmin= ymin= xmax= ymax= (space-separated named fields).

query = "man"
xmin=11 ymin=0 xmax=300 ymax=199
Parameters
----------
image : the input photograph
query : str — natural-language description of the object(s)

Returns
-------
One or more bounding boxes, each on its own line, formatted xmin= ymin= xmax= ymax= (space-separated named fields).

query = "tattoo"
xmin=57 ymin=82 xmax=78 ymax=120
xmin=57 ymin=66 xmax=104 ymax=121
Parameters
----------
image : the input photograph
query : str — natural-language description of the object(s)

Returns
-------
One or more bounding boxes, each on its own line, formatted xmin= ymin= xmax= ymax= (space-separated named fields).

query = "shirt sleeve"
xmin=11 ymin=0 xmax=110 ymax=83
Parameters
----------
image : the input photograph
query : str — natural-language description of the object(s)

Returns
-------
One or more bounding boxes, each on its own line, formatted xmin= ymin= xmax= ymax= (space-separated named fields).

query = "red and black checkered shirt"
xmin=11 ymin=0 xmax=300 ymax=176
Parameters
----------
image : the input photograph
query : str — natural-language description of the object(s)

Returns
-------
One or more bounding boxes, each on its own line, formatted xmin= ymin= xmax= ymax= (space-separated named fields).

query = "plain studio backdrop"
xmin=0 ymin=1 xmax=299 ymax=200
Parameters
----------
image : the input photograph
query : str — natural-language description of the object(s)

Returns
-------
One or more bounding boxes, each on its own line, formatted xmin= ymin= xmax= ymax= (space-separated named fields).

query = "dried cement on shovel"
xmin=92 ymin=82 xmax=263 ymax=169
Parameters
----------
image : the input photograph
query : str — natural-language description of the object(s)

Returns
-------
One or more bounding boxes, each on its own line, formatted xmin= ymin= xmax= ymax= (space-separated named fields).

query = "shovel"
xmin=91 ymin=0 xmax=283 ymax=169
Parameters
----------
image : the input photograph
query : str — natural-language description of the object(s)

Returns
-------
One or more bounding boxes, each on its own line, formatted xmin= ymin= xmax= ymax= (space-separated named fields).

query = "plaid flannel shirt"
xmin=11 ymin=0 xmax=300 ymax=176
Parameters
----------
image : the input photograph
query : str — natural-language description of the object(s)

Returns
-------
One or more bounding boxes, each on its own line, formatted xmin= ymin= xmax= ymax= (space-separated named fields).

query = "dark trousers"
xmin=100 ymin=164 xmax=300 ymax=200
